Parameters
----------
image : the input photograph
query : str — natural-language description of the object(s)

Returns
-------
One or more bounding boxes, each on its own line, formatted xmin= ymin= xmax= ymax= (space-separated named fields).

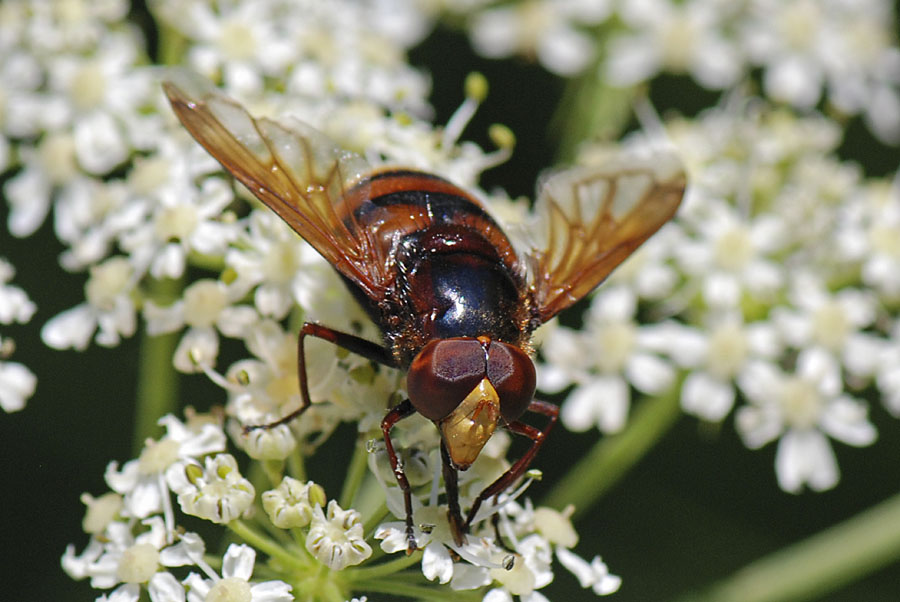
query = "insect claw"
xmin=406 ymin=530 xmax=418 ymax=555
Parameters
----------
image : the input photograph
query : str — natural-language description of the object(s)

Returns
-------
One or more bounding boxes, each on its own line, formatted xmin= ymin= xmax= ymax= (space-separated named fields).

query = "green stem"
xmin=553 ymin=66 xmax=638 ymax=163
xmin=672 ymin=491 xmax=900 ymax=602
xmin=344 ymin=551 xmax=422 ymax=581
xmin=133 ymin=279 xmax=182 ymax=453
xmin=229 ymin=519 xmax=307 ymax=571
xmin=542 ymin=381 xmax=682 ymax=518
xmin=339 ymin=437 xmax=370 ymax=509
xmin=287 ymin=443 xmax=307 ymax=482
xmin=353 ymin=579 xmax=482 ymax=602
xmin=157 ymin=22 xmax=188 ymax=67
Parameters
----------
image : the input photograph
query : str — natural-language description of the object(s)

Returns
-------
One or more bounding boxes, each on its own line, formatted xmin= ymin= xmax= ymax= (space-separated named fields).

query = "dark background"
xmin=3 ymin=13 xmax=900 ymax=602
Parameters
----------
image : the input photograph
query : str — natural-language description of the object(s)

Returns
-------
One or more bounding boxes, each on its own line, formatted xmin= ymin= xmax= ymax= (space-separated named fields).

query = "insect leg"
xmin=440 ymin=440 xmax=466 ymax=546
xmin=381 ymin=398 xmax=418 ymax=554
xmin=244 ymin=322 xmax=396 ymax=432
xmin=464 ymin=399 xmax=559 ymax=531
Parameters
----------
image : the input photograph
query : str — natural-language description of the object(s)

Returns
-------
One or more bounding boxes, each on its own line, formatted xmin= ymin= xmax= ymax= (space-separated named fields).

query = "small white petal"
xmin=41 ymin=305 xmax=96 ymax=350
xmin=626 ymin=353 xmax=674 ymax=394
xmin=0 ymin=361 xmax=37 ymax=412
xmin=422 ymin=541 xmax=453 ymax=584
xmin=222 ymin=544 xmax=255 ymax=581
xmin=148 ymin=571 xmax=185 ymax=602
xmin=681 ymin=372 xmax=734 ymax=422
xmin=776 ymin=430 xmax=838 ymax=493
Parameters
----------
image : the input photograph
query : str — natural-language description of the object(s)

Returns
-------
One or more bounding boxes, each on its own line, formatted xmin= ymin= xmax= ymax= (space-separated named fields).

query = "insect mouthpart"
xmin=438 ymin=377 xmax=500 ymax=470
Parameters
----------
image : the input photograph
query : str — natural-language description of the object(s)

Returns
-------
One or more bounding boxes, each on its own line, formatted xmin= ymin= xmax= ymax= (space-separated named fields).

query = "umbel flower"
xmin=4 ymin=0 xmax=900 ymax=601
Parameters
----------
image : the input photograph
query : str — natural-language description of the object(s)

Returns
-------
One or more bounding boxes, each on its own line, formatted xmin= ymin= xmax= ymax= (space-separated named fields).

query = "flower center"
xmin=138 ymin=438 xmax=181 ymax=474
xmin=661 ymin=15 xmax=698 ymax=72
xmin=714 ymin=226 xmax=753 ymax=271
xmin=182 ymin=281 xmax=227 ymax=327
xmin=39 ymin=133 xmax=78 ymax=184
xmin=262 ymin=241 xmax=301 ymax=284
xmin=154 ymin=204 xmax=199 ymax=241
xmin=706 ymin=322 xmax=748 ymax=379
xmin=206 ymin=577 xmax=252 ymax=602
xmin=870 ymin=224 xmax=900 ymax=258
xmin=85 ymin=258 xmax=132 ymax=310
xmin=779 ymin=376 xmax=821 ymax=429
xmin=811 ymin=300 xmax=850 ymax=350
xmin=218 ymin=21 xmax=257 ymax=61
xmin=129 ymin=156 xmax=171 ymax=196
xmin=596 ymin=322 xmax=636 ymax=373
xmin=116 ymin=543 xmax=159 ymax=584
xmin=70 ymin=62 xmax=106 ymax=110
xmin=779 ymin=1 xmax=821 ymax=51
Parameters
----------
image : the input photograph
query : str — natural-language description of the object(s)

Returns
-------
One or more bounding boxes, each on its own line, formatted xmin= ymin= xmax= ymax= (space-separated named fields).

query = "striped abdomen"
xmin=341 ymin=170 xmax=528 ymax=366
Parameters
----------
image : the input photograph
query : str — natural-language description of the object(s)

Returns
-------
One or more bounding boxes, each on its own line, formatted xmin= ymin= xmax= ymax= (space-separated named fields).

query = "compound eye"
xmin=407 ymin=338 xmax=487 ymax=421
xmin=487 ymin=342 xmax=535 ymax=423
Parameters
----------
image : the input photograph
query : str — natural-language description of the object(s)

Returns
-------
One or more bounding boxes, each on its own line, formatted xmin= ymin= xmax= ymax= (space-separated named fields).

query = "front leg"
xmin=244 ymin=322 xmax=396 ymax=432
xmin=381 ymin=399 xmax=419 ymax=554
xmin=464 ymin=399 xmax=559 ymax=530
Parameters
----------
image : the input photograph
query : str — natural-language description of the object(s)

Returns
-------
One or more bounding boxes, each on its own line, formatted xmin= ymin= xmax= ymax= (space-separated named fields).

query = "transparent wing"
xmin=163 ymin=71 xmax=389 ymax=299
xmin=526 ymin=148 xmax=686 ymax=323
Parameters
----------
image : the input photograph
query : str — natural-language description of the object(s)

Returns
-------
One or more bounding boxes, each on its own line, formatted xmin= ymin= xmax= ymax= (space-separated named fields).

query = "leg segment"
xmin=464 ymin=399 xmax=559 ymax=530
xmin=381 ymin=399 xmax=418 ymax=554
xmin=244 ymin=322 xmax=396 ymax=432
xmin=440 ymin=441 xmax=465 ymax=546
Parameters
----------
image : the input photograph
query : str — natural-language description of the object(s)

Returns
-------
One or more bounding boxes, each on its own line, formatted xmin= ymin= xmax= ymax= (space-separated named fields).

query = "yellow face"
xmin=438 ymin=378 xmax=501 ymax=470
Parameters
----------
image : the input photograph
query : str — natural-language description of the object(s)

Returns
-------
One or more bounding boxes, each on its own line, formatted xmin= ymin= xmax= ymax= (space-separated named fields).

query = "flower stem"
xmin=229 ymin=519 xmax=307 ymax=571
xmin=542 ymin=379 xmax=682 ymax=518
xmin=344 ymin=551 xmax=422 ymax=581
xmin=353 ymin=579 xmax=482 ymax=601
xmin=157 ymin=21 xmax=187 ymax=67
xmin=339 ymin=436 xmax=370 ymax=509
xmin=133 ymin=278 xmax=183 ymax=453
xmin=553 ymin=66 xmax=637 ymax=163
xmin=672 ymin=491 xmax=900 ymax=602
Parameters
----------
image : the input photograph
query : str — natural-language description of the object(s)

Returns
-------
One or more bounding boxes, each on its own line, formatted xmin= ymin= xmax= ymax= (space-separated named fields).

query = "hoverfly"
xmin=163 ymin=72 xmax=685 ymax=553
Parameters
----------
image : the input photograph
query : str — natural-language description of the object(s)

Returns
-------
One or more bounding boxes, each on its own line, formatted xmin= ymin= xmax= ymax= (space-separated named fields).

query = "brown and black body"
xmin=339 ymin=169 xmax=531 ymax=367
xmin=163 ymin=72 xmax=686 ymax=553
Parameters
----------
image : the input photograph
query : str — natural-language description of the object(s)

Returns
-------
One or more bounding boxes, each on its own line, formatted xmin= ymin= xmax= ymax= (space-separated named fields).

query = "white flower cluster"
xmin=0 ymin=257 xmax=37 ymax=412
xmin=63 ymin=413 xmax=295 ymax=601
xmin=453 ymin=0 xmax=900 ymax=143
xmin=1 ymin=1 xmax=623 ymax=599
xmin=370 ymin=430 xmax=620 ymax=600
xmin=0 ymin=0 xmax=503 ymax=434
xmin=538 ymin=98 xmax=899 ymax=494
